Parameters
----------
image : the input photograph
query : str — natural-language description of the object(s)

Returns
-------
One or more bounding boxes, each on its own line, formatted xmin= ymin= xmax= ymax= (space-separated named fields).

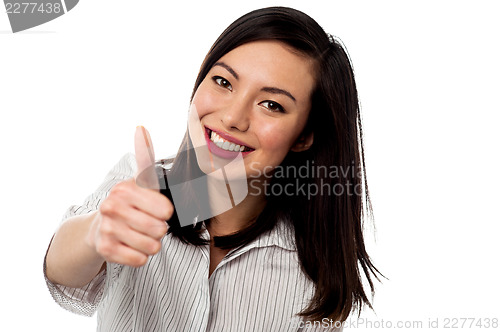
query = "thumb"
xmin=134 ymin=126 xmax=159 ymax=190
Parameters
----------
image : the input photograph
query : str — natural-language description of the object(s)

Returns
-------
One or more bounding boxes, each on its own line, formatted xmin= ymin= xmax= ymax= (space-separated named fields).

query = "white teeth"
xmin=209 ymin=129 xmax=249 ymax=152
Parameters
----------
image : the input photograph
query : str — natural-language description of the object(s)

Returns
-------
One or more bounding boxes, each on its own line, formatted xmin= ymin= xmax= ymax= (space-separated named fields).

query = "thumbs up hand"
xmin=134 ymin=125 xmax=161 ymax=191
xmin=86 ymin=126 xmax=173 ymax=267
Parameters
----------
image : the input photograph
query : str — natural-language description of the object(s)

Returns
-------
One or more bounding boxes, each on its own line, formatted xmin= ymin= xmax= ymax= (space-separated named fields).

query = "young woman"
xmin=45 ymin=6 xmax=380 ymax=331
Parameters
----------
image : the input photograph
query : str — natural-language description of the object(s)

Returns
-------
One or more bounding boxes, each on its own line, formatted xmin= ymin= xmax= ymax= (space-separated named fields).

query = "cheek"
xmin=257 ymin=121 xmax=297 ymax=154
xmin=192 ymin=84 xmax=218 ymax=118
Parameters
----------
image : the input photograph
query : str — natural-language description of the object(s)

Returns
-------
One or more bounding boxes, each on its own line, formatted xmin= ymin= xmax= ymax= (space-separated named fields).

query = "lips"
xmin=203 ymin=126 xmax=255 ymax=159
xmin=204 ymin=126 xmax=255 ymax=152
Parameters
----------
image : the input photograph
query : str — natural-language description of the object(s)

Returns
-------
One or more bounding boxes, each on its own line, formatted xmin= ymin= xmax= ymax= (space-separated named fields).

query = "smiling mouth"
xmin=205 ymin=128 xmax=254 ymax=153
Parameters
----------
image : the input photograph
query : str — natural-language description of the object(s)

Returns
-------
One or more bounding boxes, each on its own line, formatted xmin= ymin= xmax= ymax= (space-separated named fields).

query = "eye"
xmin=212 ymin=76 xmax=233 ymax=91
xmin=259 ymin=100 xmax=285 ymax=113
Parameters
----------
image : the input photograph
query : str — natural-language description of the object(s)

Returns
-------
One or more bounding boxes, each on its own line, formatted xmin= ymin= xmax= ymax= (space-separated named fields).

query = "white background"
xmin=1 ymin=1 xmax=499 ymax=331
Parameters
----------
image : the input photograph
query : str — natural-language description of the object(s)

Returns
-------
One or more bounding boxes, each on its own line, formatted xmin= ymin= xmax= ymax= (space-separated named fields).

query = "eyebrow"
xmin=214 ymin=62 xmax=239 ymax=80
xmin=213 ymin=61 xmax=297 ymax=103
xmin=261 ymin=87 xmax=296 ymax=103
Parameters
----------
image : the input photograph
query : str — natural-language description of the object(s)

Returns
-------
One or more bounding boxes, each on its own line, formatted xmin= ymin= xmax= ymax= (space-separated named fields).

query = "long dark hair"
xmin=161 ymin=6 xmax=381 ymax=323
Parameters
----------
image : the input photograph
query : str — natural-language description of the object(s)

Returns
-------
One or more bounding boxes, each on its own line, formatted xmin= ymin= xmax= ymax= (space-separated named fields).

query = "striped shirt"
xmin=44 ymin=153 xmax=342 ymax=331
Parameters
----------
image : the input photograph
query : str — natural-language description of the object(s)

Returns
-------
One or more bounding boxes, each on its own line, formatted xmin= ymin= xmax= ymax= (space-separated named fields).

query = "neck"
xmin=206 ymin=176 xmax=268 ymax=238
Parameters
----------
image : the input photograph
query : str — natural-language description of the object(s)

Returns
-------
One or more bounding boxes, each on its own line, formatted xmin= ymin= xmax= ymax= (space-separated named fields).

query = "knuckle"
xmin=158 ymin=222 xmax=168 ymax=237
xmin=158 ymin=223 xmax=169 ymax=238
xmin=113 ymin=180 xmax=128 ymax=191
xmin=143 ymin=239 xmax=157 ymax=255
xmin=99 ymin=220 xmax=114 ymax=236
xmin=99 ymin=199 xmax=116 ymax=216
xmin=96 ymin=241 xmax=112 ymax=258
xmin=162 ymin=198 xmax=174 ymax=220
xmin=110 ymin=181 xmax=133 ymax=198
xmin=149 ymin=240 xmax=162 ymax=255
xmin=147 ymin=220 xmax=168 ymax=239
xmin=109 ymin=183 xmax=122 ymax=196
xmin=131 ymin=254 xmax=148 ymax=267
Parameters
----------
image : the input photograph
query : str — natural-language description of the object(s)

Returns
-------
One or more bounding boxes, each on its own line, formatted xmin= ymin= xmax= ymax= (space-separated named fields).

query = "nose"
xmin=221 ymin=98 xmax=251 ymax=132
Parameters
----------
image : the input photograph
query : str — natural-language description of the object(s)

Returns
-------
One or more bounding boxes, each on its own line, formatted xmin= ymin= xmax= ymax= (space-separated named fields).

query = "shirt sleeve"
xmin=43 ymin=153 xmax=136 ymax=317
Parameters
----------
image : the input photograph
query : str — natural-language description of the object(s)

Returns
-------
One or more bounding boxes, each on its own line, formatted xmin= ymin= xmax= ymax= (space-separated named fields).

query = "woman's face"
xmin=190 ymin=40 xmax=316 ymax=180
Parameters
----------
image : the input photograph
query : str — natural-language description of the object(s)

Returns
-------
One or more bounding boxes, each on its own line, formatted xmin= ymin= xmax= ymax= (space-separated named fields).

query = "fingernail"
xmin=140 ymin=126 xmax=151 ymax=148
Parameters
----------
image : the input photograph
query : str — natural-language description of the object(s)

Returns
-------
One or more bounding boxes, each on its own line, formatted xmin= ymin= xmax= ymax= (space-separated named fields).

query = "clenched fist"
xmin=86 ymin=126 xmax=173 ymax=267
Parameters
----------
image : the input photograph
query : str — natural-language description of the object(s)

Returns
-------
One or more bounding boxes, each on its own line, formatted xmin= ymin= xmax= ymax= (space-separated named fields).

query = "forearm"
xmin=45 ymin=210 xmax=105 ymax=288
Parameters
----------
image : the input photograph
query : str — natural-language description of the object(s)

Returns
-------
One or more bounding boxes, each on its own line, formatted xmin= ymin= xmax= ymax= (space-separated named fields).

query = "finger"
xmin=110 ymin=179 xmax=173 ymax=222
xmin=111 ymin=223 xmax=163 ymax=256
xmin=118 ymin=204 xmax=169 ymax=240
xmin=135 ymin=125 xmax=155 ymax=173
xmin=130 ymin=193 xmax=174 ymax=225
xmin=102 ymin=241 xmax=149 ymax=267
xmin=134 ymin=126 xmax=160 ymax=191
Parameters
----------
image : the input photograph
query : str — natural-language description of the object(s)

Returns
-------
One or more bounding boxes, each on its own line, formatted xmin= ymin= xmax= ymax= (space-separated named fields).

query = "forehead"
xmin=214 ymin=40 xmax=316 ymax=102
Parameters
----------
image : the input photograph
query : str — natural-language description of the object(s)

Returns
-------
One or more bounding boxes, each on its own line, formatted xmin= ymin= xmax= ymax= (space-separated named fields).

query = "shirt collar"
xmin=200 ymin=217 xmax=297 ymax=253
xmin=253 ymin=217 xmax=297 ymax=251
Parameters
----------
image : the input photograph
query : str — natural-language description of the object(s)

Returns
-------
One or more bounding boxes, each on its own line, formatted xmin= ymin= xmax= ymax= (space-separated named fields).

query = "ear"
xmin=290 ymin=131 xmax=314 ymax=152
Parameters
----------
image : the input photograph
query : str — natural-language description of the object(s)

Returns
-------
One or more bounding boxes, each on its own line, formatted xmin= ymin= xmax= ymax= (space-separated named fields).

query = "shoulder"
xmin=118 ymin=152 xmax=137 ymax=173
xmin=103 ymin=153 xmax=137 ymax=179
xmin=103 ymin=153 xmax=173 ymax=180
